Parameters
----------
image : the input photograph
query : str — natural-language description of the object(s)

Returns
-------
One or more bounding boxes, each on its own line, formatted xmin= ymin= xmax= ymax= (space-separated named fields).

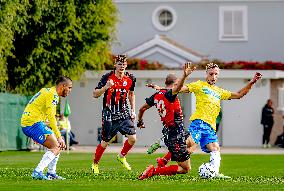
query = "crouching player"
xmin=137 ymin=62 xmax=196 ymax=180
xmin=21 ymin=76 xmax=72 ymax=180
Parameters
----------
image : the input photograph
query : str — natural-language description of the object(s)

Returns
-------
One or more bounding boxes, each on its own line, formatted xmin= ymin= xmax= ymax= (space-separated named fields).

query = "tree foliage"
xmin=0 ymin=0 xmax=117 ymax=95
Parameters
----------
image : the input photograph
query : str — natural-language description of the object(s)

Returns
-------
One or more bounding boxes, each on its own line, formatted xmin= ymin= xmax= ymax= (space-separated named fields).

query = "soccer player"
xmin=150 ymin=63 xmax=262 ymax=178
xmin=92 ymin=54 xmax=136 ymax=174
xmin=137 ymin=62 xmax=196 ymax=180
xmin=21 ymin=76 xmax=73 ymax=180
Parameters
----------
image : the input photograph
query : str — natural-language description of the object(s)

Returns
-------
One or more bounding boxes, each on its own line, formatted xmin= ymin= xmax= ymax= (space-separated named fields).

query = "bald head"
xmin=165 ymin=73 xmax=177 ymax=86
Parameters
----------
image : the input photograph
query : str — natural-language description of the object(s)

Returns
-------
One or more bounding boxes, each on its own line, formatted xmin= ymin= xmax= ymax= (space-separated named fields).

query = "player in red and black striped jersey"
xmin=137 ymin=63 xmax=196 ymax=180
xmin=91 ymin=54 xmax=137 ymax=174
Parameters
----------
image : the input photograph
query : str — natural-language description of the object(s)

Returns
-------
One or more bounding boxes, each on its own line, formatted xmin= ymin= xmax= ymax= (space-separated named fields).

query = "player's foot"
xmin=46 ymin=172 xmax=66 ymax=180
xmin=214 ymin=173 xmax=231 ymax=179
xmin=267 ymin=144 xmax=272 ymax=148
xmin=147 ymin=141 xmax=161 ymax=154
xmin=116 ymin=155 xmax=131 ymax=170
xmin=138 ymin=165 xmax=155 ymax=180
xmin=156 ymin=157 xmax=167 ymax=168
xmin=32 ymin=170 xmax=51 ymax=180
xmin=262 ymin=144 xmax=267 ymax=148
xmin=91 ymin=163 xmax=99 ymax=174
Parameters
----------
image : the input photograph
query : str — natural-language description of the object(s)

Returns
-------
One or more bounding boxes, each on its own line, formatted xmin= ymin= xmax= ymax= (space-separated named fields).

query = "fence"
xmin=0 ymin=93 xmax=29 ymax=151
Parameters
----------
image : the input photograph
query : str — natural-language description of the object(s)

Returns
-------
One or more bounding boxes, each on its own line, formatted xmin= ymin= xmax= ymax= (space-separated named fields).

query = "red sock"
xmin=153 ymin=165 xmax=179 ymax=176
xmin=163 ymin=152 xmax=172 ymax=163
xmin=120 ymin=140 xmax=133 ymax=156
xmin=93 ymin=144 xmax=106 ymax=164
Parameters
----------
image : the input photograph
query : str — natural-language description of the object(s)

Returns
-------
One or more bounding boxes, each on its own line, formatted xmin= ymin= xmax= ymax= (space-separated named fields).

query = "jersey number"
xmin=155 ymin=100 xmax=166 ymax=118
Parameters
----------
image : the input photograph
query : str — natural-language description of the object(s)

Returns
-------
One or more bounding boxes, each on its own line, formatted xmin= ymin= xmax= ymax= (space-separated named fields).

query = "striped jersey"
xmin=95 ymin=71 xmax=136 ymax=120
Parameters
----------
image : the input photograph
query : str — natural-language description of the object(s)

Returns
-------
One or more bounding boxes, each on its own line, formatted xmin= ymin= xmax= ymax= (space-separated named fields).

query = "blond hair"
xmin=206 ymin=63 xmax=219 ymax=71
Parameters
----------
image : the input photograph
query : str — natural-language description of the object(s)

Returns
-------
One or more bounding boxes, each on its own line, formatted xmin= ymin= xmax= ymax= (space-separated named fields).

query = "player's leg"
xmin=156 ymin=152 xmax=171 ymax=168
xmin=22 ymin=122 xmax=60 ymax=180
xmin=156 ymin=130 xmax=196 ymax=168
xmin=139 ymin=133 xmax=191 ymax=180
xmin=117 ymin=118 xmax=136 ymax=170
xmin=92 ymin=119 xmax=117 ymax=174
xmin=201 ymin=122 xmax=230 ymax=179
xmin=186 ymin=135 xmax=198 ymax=154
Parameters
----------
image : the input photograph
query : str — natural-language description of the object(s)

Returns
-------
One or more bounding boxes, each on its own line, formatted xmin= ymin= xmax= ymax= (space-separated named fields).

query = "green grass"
xmin=0 ymin=151 xmax=284 ymax=191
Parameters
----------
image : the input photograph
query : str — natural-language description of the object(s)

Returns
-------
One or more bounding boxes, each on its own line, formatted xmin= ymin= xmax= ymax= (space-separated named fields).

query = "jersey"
xmin=146 ymin=89 xmax=183 ymax=128
xmin=21 ymin=87 xmax=60 ymax=138
xmin=95 ymin=71 xmax=136 ymax=121
xmin=186 ymin=80 xmax=231 ymax=130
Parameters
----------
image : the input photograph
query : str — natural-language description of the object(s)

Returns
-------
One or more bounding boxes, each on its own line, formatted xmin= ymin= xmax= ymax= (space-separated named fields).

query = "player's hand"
xmin=183 ymin=62 xmax=196 ymax=78
xmin=146 ymin=84 xmax=162 ymax=90
xmin=57 ymin=137 xmax=66 ymax=149
xmin=137 ymin=119 xmax=145 ymax=129
xmin=105 ymin=79 xmax=114 ymax=89
xmin=131 ymin=111 xmax=136 ymax=121
xmin=250 ymin=72 xmax=262 ymax=84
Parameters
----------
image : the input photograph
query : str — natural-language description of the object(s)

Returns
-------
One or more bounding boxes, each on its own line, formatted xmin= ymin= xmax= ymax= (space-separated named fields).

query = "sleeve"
xmin=186 ymin=81 xmax=199 ymax=93
xmin=95 ymin=72 xmax=111 ymax=90
xmin=218 ymin=87 xmax=232 ymax=100
xmin=145 ymin=93 xmax=156 ymax=107
xmin=164 ymin=89 xmax=178 ymax=103
xmin=46 ymin=92 xmax=61 ymax=138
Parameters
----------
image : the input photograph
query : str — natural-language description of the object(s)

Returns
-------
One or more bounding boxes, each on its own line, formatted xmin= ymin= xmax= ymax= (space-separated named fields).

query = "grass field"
xmin=0 ymin=151 xmax=283 ymax=191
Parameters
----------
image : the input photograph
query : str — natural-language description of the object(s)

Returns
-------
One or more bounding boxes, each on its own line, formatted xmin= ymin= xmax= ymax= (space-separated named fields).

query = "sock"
xmin=35 ymin=151 xmax=56 ymax=172
xmin=48 ymin=153 xmax=60 ymax=174
xmin=163 ymin=152 xmax=172 ymax=164
xmin=120 ymin=140 xmax=133 ymax=157
xmin=93 ymin=144 xmax=106 ymax=164
xmin=153 ymin=165 xmax=179 ymax=176
xmin=210 ymin=151 xmax=221 ymax=174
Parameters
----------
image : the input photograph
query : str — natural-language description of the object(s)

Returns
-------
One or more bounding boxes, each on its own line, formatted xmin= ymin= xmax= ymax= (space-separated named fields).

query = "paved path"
xmin=69 ymin=145 xmax=284 ymax=154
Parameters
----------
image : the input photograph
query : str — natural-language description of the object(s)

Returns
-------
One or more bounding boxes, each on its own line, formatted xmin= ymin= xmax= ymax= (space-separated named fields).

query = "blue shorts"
xmin=188 ymin=119 xmax=218 ymax=153
xmin=22 ymin=122 xmax=53 ymax=145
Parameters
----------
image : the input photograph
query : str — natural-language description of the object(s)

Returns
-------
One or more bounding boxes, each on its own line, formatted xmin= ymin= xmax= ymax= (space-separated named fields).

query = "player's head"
xmin=114 ymin=54 xmax=127 ymax=74
xmin=56 ymin=76 xmax=72 ymax=97
xmin=206 ymin=63 xmax=220 ymax=85
xmin=165 ymin=73 xmax=177 ymax=87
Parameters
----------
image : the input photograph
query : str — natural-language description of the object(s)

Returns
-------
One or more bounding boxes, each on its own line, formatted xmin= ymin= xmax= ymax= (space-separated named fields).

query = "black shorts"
xmin=162 ymin=124 xmax=190 ymax=162
xmin=102 ymin=117 xmax=136 ymax=142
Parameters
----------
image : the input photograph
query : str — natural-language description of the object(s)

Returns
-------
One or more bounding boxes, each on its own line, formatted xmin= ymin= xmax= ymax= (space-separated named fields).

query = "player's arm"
xmin=128 ymin=90 xmax=136 ymax=120
xmin=137 ymin=93 xmax=155 ymax=128
xmin=46 ymin=95 xmax=66 ymax=149
xmin=230 ymin=72 xmax=262 ymax=99
xmin=93 ymin=74 xmax=114 ymax=98
xmin=137 ymin=103 xmax=151 ymax=129
xmin=128 ymin=75 xmax=136 ymax=120
xmin=46 ymin=98 xmax=60 ymax=138
xmin=172 ymin=62 xmax=196 ymax=94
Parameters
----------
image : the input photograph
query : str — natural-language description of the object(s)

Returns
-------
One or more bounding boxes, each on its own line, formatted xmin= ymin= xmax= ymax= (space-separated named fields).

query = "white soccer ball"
xmin=198 ymin=163 xmax=217 ymax=179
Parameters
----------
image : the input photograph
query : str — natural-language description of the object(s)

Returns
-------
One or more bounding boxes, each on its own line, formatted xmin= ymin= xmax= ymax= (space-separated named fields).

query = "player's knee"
xmin=127 ymin=136 xmax=136 ymax=145
xmin=180 ymin=165 xmax=191 ymax=174
xmin=101 ymin=141 xmax=109 ymax=148
xmin=50 ymin=146 xmax=61 ymax=155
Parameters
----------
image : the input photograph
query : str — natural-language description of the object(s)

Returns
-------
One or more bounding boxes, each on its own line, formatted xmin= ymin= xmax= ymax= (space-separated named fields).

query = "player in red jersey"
xmin=137 ymin=62 xmax=196 ymax=180
xmin=91 ymin=54 xmax=136 ymax=174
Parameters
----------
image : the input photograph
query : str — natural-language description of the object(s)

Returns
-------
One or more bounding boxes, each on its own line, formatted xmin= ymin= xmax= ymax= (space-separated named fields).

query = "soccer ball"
xmin=198 ymin=163 xmax=217 ymax=179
